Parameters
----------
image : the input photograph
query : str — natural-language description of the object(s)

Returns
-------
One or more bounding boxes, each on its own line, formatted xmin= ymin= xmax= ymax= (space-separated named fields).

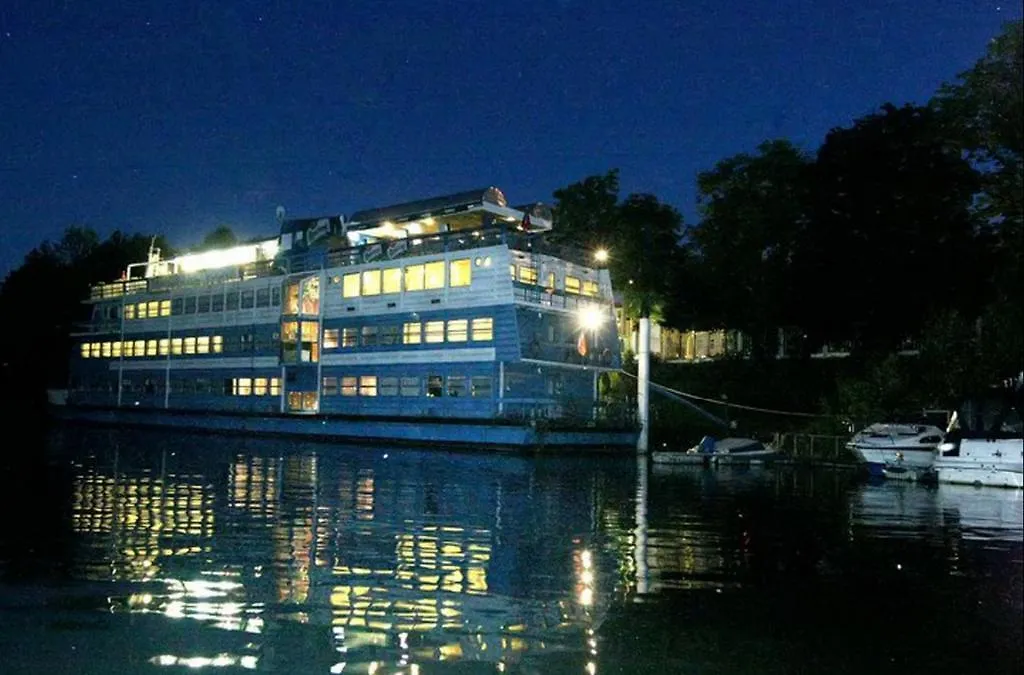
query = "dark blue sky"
xmin=0 ymin=1 xmax=1018 ymax=275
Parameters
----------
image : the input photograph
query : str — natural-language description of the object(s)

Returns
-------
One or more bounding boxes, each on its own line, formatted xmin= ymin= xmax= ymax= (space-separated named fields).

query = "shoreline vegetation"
xmin=2 ymin=22 xmax=1021 ymax=453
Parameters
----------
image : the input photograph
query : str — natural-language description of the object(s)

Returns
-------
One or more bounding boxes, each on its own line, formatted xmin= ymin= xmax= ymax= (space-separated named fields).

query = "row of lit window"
xmin=511 ymin=265 xmax=600 ymax=296
xmin=323 ymin=318 xmax=494 ymax=348
xmin=119 ymin=287 xmax=281 ymax=320
xmin=339 ymin=259 xmax=474 ymax=298
xmin=81 ymin=335 xmax=225 ymax=358
xmin=228 ymin=377 xmax=281 ymax=396
xmin=321 ymin=375 xmax=492 ymax=398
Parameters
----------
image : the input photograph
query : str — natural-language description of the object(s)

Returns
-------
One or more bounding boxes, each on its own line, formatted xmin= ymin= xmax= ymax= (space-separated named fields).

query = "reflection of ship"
xmin=61 ymin=432 xmax=625 ymax=673
xmin=850 ymin=482 xmax=1023 ymax=543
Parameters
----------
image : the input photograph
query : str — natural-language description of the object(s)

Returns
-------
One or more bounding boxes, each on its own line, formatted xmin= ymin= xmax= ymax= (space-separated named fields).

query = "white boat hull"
xmin=848 ymin=446 xmax=937 ymax=481
xmin=934 ymin=438 xmax=1023 ymax=489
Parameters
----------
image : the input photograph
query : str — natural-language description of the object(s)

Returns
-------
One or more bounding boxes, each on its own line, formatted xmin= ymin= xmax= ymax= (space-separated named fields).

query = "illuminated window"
xmin=212 ymin=335 xmax=223 ymax=353
xmin=101 ymin=342 xmax=112 ymax=358
xmin=124 ymin=305 xmax=135 ymax=320
xmin=404 ymin=264 xmax=424 ymax=291
xmin=322 ymin=376 xmax=338 ymax=396
xmin=426 ymin=375 xmax=443 ymax=397
xmin=425 ymin=321 xmax=444 ymax=343
xmin=583 ymin=280 xmax=600 ymax=297
xmin=424 ymin=261 xmax=445 ymax=289
xmin=171 ymin=338 xmax=183 ymax=355
xmin=403 ymin=322 xmax=421 ymax=345
xmin=112 ymin=341 xmax=122 ymax=358
xmin=449 ymin=259 xmax=471 ymax=287
xmin=400 ymin=377 xmax=420 ymax=396
xmin=269 ymin=378 xmax=280 ymax=396
xmin=184 ymin=337 xmax=196 ymax=355
xmin=362 ymin=269 xmax=381 ymax=296
xmin=382 ymin=268 xmax=402 ymax=294
xmin=197 ymin=336 xmax=210 ymax=354
xmin=301 ymin=276 xmax=320 ymax=314
xmin=471 ymin=318 xmax=494 ymax=341
xmin=285 ymin=283 xmax=300 ymax=313
xmin=342 ymin=273 xmax=360 ymax=298
xmin=341 ymin=376 xmax=357 ymax=396
xmin=519 ymin=266 xmax=538 ymax=284
xmin=287 ymin=392 xmax=303 ymax=410
xmin=565 ymin=276 xmax=581 ymax=294
xmin=158 ymin=338 xmax=169 ymax=356
xmin=80 ymin=343 xmax=90 ymax=358
xmin=146 ymin=340 xmax=158 ymax=356
xmin=233 ymin=378 xmax=252 ymax=396
xmin=509 ymin=264 xmax=516 ymax=279
xmin=448 ymin=376 xmax=467 ymax=397
xmin=146 ymin=301 xmax=158 ymax=317
xmin=254 ymin=378 xmax=269 ymax=395
xmin=447 ymin=319 xmax=468 ymax=342
xmin=323 ymin=328 xmax=339 ymax=349
xmin=342 ymin=327 xmax=358 ymax=348
xmin=122 ymin=341 xmax=134 ymax=357
xmin=471 ymin=376 xmax=492 ymax=397
xmin=133 ymin=340 xmax=145 ymax=356
xmin=546 ymin=272 xmax=556 ymax=289
xmin=359 ymin=376 xmax=377 ymax=397
xmin=160 ymin=300 xmax=171 ymax=316
xmin=380 ymin=377 xmax=399 ymax=396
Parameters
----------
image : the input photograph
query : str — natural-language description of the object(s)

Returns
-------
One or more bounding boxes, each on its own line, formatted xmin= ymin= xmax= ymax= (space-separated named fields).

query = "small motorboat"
xmin=652 ymin=436 xmax=779 ymax=466
xmin=846 ymin=423 xmax=945 ymax=481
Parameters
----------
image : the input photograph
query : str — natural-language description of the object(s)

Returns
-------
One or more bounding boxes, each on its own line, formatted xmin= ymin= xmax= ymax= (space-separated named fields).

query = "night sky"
xmin=1 ymin=1 xmax=1018 ymax=275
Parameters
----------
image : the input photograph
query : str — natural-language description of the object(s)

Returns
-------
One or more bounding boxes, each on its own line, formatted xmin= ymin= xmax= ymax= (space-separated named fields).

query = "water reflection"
xmin=55 ymin=430 xmax=632 ymax=673
xmin=850 ymin=481 xmax=1024 ymax=544
xmin=3 ymin=429 xmax=1019 ymax=674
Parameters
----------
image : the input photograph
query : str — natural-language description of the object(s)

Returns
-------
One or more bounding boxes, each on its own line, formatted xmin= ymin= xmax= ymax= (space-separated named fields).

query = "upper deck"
xmin=85 ymin=187 xmax=590 ymax=303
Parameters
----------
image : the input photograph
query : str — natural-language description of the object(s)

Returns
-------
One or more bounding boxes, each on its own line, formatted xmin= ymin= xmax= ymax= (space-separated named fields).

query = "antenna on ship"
xmin=276 ymin=205 xmax=286 ymax=224
xmin=147 ymin=236 xmax=161 ymax=263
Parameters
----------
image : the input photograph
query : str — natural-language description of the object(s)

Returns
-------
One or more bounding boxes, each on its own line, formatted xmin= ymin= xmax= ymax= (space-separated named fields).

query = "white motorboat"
xmin=651 ymin=436 xmax=779 ymax=466
xmin=846 ymin=422 xmax=945 ymax=481
xmin=933 ymin=376 xmax=1023 ymax=489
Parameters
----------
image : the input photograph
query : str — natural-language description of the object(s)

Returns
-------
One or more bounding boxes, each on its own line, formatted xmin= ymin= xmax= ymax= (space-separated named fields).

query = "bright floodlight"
xmin=594 ymin=248 xmax=609 ymax=263
xmin=577 ymin=305 xmax=604 ymax=331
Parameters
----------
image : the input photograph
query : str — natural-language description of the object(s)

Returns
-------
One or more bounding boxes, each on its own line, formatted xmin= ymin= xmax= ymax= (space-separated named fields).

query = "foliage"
xmin=198 ymin=225 xmax=239 ymax=251
xmin=552 ymin=172 xmax=684 ymax=319
xmin=797 ymin=103 xmax=981 ymax=355
xmin=0 ymin=228 xmax=173 ymax=401
xmin=689 ymin=139 xmax=813 ymax=358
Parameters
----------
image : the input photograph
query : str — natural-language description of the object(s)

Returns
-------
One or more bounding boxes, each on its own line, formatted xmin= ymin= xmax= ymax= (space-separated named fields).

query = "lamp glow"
xmin=577 ymin=306 xmax=604 ymax=332
xmin=594 ymin=248 xmax=609 ymax=263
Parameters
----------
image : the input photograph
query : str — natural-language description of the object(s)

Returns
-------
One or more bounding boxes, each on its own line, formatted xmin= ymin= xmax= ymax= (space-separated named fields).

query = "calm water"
xmin=1 ymin=427 xmax=1021 ymax=675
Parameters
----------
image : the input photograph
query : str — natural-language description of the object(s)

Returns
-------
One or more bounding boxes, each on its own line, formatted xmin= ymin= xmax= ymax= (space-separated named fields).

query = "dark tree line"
xmin=553 ymin=20 xmax=1022 ymax=412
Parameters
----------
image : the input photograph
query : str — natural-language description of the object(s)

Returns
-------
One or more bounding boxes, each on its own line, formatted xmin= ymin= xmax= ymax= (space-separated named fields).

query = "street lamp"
xmin=594 ymin=248 xmax=609 ymax=264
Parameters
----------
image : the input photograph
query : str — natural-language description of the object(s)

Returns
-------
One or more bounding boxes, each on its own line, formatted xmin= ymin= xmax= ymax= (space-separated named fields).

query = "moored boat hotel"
xmin=62 ymin=187 xmax=638 ymax=449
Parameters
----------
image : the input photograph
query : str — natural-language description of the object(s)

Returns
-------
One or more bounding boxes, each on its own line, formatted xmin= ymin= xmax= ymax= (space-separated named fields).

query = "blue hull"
xmin=52 ymin=405 xmax=638 ymax=452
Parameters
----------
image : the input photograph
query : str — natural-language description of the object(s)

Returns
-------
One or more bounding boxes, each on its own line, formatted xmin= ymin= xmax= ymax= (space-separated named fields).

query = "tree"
xmin=932 ymin=20 xmax=1022 ymax=238
xmin=0 ymin=227 xmax=173 ymax=411
xmin=199 ymin=225 xmax=239 ymax=251
xmin=689 ymin=140 xmax=813 ymax=359
xmin=797 ymin=103 xmax=982 ymax=355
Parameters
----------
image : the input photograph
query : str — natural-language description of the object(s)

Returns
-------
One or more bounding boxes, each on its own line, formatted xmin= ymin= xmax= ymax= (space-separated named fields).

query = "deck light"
xmin=577 ymin=305 xmax=604 ymax=332
xmin=594 ymin=248 xmax=609 ymax=264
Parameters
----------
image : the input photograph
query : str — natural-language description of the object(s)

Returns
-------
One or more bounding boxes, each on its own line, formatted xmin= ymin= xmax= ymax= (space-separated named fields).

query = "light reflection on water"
xmin=0 ymin=428 xmax=1020 ymax=674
